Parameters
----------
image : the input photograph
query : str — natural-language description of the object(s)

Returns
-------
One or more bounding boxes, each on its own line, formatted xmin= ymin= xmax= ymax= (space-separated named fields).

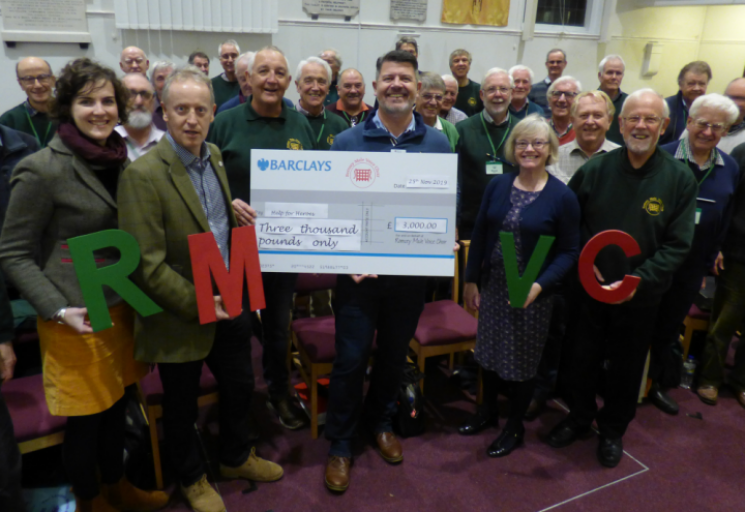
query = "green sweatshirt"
xmin=208 ymin=97 xmax=316 ymax=204
xmin=0 ymin=102 xmax=56 ymax=148
xmin=304 ymin=110 xmax=348 ymax=151
xmin=456 ymin=112 xmax=516 ymax=236
xmin=454 ymin=79 xmax=483 ymax=117
xmin=568 ymin=147 xmax=697 ymax=306
xmin=211 ymin=75 xmax=241 ymax=110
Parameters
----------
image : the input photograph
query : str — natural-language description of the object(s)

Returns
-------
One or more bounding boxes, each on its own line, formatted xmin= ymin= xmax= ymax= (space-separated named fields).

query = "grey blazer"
xmin=0 ymin=135 xmax=124 ymax=319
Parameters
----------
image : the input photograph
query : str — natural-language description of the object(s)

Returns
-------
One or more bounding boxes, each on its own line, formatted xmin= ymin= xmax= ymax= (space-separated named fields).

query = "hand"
xmin=601 ymin=280 xmax=637 ymax=304
xmin=213 ymin=295 xmax=239 ymax=321
xmin=464 ymin=282 xmax=480 ymax=311
xmin=232 ymin=199 xmax=257 ymax=227
xmin=712 ymin=252 xmax=724 ymax=275
xmin=350 ymin=274 xmax=378 ymax=284
xmin=522 ymin=283 xmax=542 ymax=308
xmin=593 ymin=265 xmax=605 ymax=283
xmin=63 ymin=307 xmax=94 ymax=334
xmin=702 ymin=277 xmax=707 ymax=290
xmin=453 ymin=242 xmax=460 ymax=252
xmin=0 ymin=342 xmax=16 ymax=383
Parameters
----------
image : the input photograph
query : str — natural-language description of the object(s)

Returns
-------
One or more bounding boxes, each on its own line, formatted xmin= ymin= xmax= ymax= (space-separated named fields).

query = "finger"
xmin=593 ymin=265 xmax=605 ymax=283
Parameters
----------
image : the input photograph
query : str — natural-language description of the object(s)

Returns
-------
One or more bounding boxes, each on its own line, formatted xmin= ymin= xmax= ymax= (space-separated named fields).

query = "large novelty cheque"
xmin=250 ymin=150 xmax=458 ymax=277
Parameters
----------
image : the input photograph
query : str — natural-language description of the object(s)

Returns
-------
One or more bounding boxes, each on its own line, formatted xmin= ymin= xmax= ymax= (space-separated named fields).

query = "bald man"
xmin=326 ymin=69 xmax=372 ymax=127
xmin=719 ymin=78 xmax=745 ymax=153
xmin=0 ymin=57 xmax=56 ymax=148
xmin=120 ymin=46 xmax=149 ymax=75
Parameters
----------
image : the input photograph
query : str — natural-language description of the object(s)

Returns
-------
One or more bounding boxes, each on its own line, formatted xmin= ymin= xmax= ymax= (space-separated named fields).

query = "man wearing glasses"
xmin=717 ymin=78 xmax=745 ymax=154
xmin=547 ymin=89 xmax=697 ymax=468
xmin=119 ymin=46 xmax=149 ymax=75
xmin=115 ymin=73 xmax=165 ymax=161
xmin=212 ymin=39 xmax=242 ymax=110
xmin=0 ymin=57 xmax=56 ymax=148
xmin=546 ymin=76 xmax=582 ymax=146
xmin=529 ymin=49 xmax=567 ymax=111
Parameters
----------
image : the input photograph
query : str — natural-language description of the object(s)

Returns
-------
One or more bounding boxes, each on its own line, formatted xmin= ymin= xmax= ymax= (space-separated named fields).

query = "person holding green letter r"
xmin=460 ymin=114 xmax=580 ymax=458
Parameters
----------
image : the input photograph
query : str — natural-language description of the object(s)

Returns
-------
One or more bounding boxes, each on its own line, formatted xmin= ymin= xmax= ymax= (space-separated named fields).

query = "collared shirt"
xmin=718 ymin=121 xmax=745 ymax=154
xmin=434 ymin=117 xmax=443 ymax=131
xmin=674 ymin=133 xmax=724 ymax=170
xmin=482 ymin=109 xmax=511 ymax=126
xmin=372 ymin=110 xmax=416 ymax=143
xmin=295 ymin=101 xmax=322 ymax=116
xmin=548 ymin=138 xmax=620 ymax=184
xmin=24 ymin=100 xmax=39 ymax=117
xmin=115 ymin=124 xmax=165 ymax=162
xmin=166 ymin=132 xmax=231 ymax=267
xmin=335 ymin=99 xmax=370 ymax=127
xmin=444 ymin=107 xmax=468 ymax=124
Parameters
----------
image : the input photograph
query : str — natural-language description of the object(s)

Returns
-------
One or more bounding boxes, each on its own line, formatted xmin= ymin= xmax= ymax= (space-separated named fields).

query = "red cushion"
xmin=2 ymin=374 xmax=66 ymax=442
xmin=295 ymin=274 xmax=337 ymax=294
xmin=293 ymin=316 xmax=337 ymax=364
xmin=414 ymin=300 xmax=478 ymax=347
xmin=688 ymin=304 xmax=710 ymax=320
xmin=139 ymin=364 xmax=219 ymax=407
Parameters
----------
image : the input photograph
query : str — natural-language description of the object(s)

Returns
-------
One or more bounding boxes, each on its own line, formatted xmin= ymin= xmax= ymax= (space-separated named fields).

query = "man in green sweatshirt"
xmin=211 ymin=40 xmax=242 ymax=110
xmin=546 ymin=89 xmax=697 ymax=468
xmin=294 ymin=57 xmax=348 ymax=151
xmin=0 ymin=57 xmax=56 ymax=148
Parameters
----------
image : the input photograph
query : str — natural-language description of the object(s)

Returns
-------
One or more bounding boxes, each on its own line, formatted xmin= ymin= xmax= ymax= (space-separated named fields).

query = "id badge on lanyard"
xmin=486 ymin=161 xmax=503 ymax=175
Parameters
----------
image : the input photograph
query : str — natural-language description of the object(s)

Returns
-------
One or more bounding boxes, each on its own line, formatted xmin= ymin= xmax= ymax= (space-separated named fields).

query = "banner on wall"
xmin=441 ymin=0 xmax=510 ymax=27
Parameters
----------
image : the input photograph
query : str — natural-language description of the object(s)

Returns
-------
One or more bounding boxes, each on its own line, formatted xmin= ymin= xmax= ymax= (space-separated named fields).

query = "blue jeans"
xmin=325 ymin=275 xmax=426 ymax=457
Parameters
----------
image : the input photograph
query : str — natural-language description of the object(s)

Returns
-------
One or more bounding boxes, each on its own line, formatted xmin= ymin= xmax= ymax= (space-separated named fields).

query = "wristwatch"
xmin=53 ymin=308 xmax=67 ymax=325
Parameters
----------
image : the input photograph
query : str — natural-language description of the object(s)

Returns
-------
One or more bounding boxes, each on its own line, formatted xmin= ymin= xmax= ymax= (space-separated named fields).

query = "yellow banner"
xmin=441 ymin=0 xmax=510 ymax=27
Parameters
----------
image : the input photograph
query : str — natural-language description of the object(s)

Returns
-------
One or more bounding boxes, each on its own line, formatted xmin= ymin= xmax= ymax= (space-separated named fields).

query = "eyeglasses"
xmin=623 ymin=115 xmax=662 ymax=126
xmin=123 ymin=57 xmax=145 ymax=66
xmin=692 ymin=118 xmax=727 ymax=134
xmin=421 ymin=93 xmax=444 ymax=102
xmin=18 ymin=74 xmax=53 ymax=84
xmin=515 ymin=140 xmax=548 ymax=150
xmin=484 ymin=86 xmax=510 ymax=95
xmin=550 ymin=90 xmax=578 ymax=98
xmin=128 ymin=89 xmax=153 ymax=100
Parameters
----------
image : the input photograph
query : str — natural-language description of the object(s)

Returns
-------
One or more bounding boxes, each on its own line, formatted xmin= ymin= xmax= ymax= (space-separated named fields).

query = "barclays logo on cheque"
xmin=257 ymin=158 xmax=332 ymax=172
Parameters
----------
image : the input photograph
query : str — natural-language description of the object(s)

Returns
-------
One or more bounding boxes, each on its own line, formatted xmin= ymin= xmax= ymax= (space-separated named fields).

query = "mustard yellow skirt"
xmin=37 ymin=302 xmax=148 ymax=417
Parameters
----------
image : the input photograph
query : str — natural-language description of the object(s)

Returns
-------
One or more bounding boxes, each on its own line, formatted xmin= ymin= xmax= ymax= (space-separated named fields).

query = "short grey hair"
xmin=296 ymin=56 xmax=332 ymax=84
xmin=508 ymin=65 xmax=534 ymax=83
xmin=547 ymin=76 xmax=582 ymax=101
xmin=218 ymin=39 xmax=240 ymax=56
xmin=621 ymin=88 xmax=670 ymax=119
xmin=689 ymin=93 xmax=739 ymax=126
xmin=319 ymin=49 xmax=342 ymax=69
xmin=247 ymin=45 xmax=289 ymax=74
xmin=236 ymin=52 xmax=255 ymax=71
xmin=441 ymin=74 xmax=457 ymax=85
xmin=504 ymin=114 xmax=559 ymax=166
xmin=396 ymin=36 xmax=418 ymax=55
xmin=598 ymin=55 xmax=626 ymax=74
xmin=482 ymin=67 xmax=513 ymax=89
xmin=150 ymin=60 xmax=174 ymax=87
xmin=162 ymin=65 xmax=215 ymax=106
xmin=546 ymin=48 xmax=566 ymax=62
xmin=420 ymin=72 xmax=445 ymax=92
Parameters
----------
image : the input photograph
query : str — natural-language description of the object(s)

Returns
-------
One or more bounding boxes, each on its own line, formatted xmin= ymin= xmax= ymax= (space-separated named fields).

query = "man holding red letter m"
xmin=546 ymin=89 xmax=697 ymax=468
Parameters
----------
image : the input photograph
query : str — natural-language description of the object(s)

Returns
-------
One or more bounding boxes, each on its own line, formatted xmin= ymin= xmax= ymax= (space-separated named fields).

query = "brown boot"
xmin=103 ymin=477 xmax=169 ymax=512
xmin=75 ymin=494 xmax=119 ymax=512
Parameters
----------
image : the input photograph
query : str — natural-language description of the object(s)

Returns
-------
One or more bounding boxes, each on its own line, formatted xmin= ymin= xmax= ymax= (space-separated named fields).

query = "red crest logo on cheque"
xmin=346 ymin=158 xmax=380 ymax=188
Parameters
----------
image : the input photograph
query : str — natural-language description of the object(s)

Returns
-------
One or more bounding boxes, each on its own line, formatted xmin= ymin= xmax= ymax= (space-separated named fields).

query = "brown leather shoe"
xmin=375 ymin=432 xmax=403 ymax=464
xmin=325 ymin=456 xmax=351 ymax=492
xmin=736 ymin=389 xmax=745 ymax=409
xmin=697 ymin=385 xmax=718 ymax=405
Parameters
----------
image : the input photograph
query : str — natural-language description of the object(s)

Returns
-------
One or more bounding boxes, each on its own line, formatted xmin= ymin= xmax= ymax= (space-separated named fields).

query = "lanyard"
xmin=683 ymin=143 xmax=716 ymax=186
xmin=480 ymin=112 xmax=510 ymax=160
xmin=25 ymin=108 xmax=52 ymax=148
xmin=315 ymin=110 xmax=326 ymax=144
xmin=343 ymin=110 xmax=366 ymax=126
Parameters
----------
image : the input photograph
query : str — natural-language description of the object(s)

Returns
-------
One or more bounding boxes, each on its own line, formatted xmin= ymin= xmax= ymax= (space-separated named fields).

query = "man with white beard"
xmin=115 ymin=73 xmax=165 ymax=161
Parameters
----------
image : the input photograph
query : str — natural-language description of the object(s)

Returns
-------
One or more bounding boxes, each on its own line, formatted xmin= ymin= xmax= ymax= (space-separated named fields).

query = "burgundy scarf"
xmin=57 ymin=122 xmax=128 ymax=166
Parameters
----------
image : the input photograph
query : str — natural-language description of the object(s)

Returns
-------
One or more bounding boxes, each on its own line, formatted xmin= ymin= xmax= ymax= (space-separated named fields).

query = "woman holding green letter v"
xmin=460 ymin=114 xmax=580 ymax=457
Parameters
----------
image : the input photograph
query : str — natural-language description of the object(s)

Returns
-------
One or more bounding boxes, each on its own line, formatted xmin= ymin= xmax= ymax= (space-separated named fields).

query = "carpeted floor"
xmin=143 ymin=337 xmax=744 ymax=512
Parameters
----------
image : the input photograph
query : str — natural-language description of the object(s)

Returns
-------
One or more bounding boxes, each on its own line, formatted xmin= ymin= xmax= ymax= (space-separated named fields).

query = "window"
xmin=536 ymin=0 xmax=588 ymax=28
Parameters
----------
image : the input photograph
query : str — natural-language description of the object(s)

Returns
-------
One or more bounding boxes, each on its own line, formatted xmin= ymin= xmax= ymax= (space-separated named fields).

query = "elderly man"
xmin=188 ymin=51 xmax=210 ymax=75
xmin=327 ymin=69 xmax=373 ymax=128
xmin=549 ymin=90 xmax=620 ymax=184
xmin=415 ymin=72 xmax=459 ymax=151
xmin=450 ymin=49 xmax=483 ymax=117
xmin=440 ymin=75 xmax=468 ymax=124
xmin=118 ymin=66 xmax=283 ymax=512
xmin=323 ymin=49 xmax=450 ymax=494
xmin=149 ymin=60 xmax=174 ymax=131
xmin=217 ymin=52 xmax=293 ymax=115
xmin=529 ymin=49 xmax=567 ymax=111
xmin=115 ymin=73 xmax=165 ymax=161
xmin=0 ymin=57 xmax=56 ymax=148
xmin=294 ymin=57 xmax=348 ymax=150
xmin=547 ymin=89 xmax=697 ymax=468
xmin=212 ymin=39 xmax=241 ymax=109
xmin=546 ymin=76 xmax=582 ymax=145
xmin=660 ymin=61 xmax=712 ymax=145
xmin=209 ymin=46 xmax=315 ymax=431
xmin=508 ymin=65 xmax=545 ymax=120
xmin=718 ymin=78 xmax=745 ymax=153
xmin=319 ymin=49 xmax=342 ymax=106
xmin=598 ymin=55 xmax=628 ymax=145
xmin=455 ymin=67 xmax=516 ymax=240
xmin=119 ymin=46 xmax=149 ymax=75
xmin=652 ymin=94 xmax=740 ymax=414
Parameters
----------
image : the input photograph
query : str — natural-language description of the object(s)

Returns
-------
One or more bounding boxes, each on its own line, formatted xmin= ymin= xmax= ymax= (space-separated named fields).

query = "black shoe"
xmin=597 ymin=437 xmax=623 ymax=468
xmin=648 ymin=384 xmax=679 ymax=415
xmin=267 ymin=396 xmax=306 ymax=430
xmin=487 ymin=429 xmax=524 ymax=458
xmin=458 ymin=407 xmax=498 ymax=436
xmin=546 ymin=418 xmax=589 ymax=448
xmin=524 ymin=398 xmax=546 ymax=421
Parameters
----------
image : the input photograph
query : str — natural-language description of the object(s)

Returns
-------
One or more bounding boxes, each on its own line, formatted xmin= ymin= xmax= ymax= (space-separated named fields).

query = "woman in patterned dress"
xmin=459 ymin=114 xmax=581 ymax=457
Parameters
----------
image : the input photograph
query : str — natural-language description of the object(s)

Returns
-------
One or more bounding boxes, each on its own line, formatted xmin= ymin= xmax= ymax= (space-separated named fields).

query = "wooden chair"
xmin=409 ymin=241 xmax=478 ymax=393
xmin=137 ymin=364 xmax=219 ymax=489
xmin=682 ymin=303 xmax=710 ymax=359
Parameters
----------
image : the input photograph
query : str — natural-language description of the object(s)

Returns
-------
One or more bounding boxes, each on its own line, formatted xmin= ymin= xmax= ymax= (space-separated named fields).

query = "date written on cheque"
xmin=394 ymin=217 xmax=447 ymax=234
xmin=406 ymin=176 xmax=449 ymax=189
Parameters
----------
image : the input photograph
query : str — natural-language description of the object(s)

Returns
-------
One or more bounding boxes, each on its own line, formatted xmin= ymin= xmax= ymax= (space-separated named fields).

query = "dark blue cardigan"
xmin=465 ymin=172 xmax=581 ymax=291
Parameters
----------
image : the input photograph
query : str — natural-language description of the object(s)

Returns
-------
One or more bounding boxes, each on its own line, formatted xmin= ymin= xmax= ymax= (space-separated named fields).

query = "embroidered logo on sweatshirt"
xmin=643 ymin=197 xmax=665 ymax=216
xmin=286 ymin=138 xmax=303 ymax=150
xmin=468 ymin=97 xmax=477 ymax=106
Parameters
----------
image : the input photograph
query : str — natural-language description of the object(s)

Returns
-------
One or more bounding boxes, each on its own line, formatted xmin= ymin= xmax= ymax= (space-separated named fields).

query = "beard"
xmin=625 ymin=126 xmax=662 ymax=155
xmin=127 ymin=109 xmax=153 ymax=130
